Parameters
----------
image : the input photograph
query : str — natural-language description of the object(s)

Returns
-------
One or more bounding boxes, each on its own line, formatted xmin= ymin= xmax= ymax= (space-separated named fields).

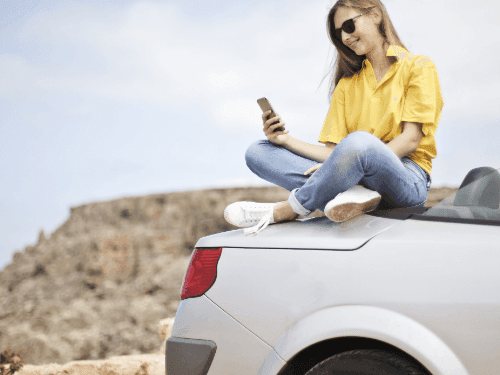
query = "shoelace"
xmin=243 ymin=206 xmax=270 ymax=221
xmin=243 ymin=213 xmax=273 ymax=236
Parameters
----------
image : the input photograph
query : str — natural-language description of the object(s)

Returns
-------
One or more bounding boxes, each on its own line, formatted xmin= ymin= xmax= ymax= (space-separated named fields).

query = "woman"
xmin=225 ymin=0 xmax=444 ymax=235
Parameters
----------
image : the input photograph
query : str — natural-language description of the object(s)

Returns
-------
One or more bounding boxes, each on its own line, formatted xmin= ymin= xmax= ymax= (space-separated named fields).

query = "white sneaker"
xmin=324 ymin=185 xmax=381 ymax=222
xmin=224 ymin=201 xmax=284 ymax=235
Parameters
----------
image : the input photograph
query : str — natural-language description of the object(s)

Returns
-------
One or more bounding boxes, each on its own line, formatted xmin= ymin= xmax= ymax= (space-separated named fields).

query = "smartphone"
xmin=257 ymin=97 xmax=285 ymax=132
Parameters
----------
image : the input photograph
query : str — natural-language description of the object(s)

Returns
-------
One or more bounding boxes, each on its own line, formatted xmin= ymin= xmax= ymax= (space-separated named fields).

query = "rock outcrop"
xmin=0 ymin=187 xmax=306 ymax=365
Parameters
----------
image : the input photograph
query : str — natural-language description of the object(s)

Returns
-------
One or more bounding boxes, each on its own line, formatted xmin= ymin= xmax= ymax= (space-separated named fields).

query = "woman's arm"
xmin=386 ymin=121 xmax=424 ymax=159
xmin=262 ymin=111 xmax=335 ymax=162
xmin=281 ymin=134 xmax=336 ymax=163
xmin=280 ymin=121 xmax=422 ymax=162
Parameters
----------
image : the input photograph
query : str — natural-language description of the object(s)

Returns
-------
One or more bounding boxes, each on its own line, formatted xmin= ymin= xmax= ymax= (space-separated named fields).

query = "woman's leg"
xmin=245 ymin=139 xmax=318 ymax=192
xmin=290 ymin=131 xmax=428 ymax=215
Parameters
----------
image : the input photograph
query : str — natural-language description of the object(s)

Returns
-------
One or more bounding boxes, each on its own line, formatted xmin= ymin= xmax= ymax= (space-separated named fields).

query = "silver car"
xmin=166 ymin=166 xmax=500 ymax=375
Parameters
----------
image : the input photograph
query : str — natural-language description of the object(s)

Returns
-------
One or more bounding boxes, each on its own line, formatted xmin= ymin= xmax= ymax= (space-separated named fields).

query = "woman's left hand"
xmin=304 ymin=163 xmax=322 ymax=178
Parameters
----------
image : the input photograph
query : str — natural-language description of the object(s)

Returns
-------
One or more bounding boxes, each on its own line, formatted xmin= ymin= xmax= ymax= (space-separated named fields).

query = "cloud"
xmin=0 ymin=1 xmax=333 ymax=133
xmin=209 ymin=71 xmax=241 ymax=89
xmin=1 ymin=0 xmax=500 ymax=135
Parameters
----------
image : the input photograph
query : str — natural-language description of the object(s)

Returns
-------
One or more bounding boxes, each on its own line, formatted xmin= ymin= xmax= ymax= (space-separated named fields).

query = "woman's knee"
xmin=245 ymin=139 xmax=273 ymax=168
xmin=341 ymin=131 xmax=382 ymax=155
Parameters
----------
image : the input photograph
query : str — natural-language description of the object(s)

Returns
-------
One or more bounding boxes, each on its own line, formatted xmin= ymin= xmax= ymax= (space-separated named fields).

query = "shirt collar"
xmin=386 ymin=45 xmax=408 ymax=60
xmin=361 ymin=45 xmax=408 ymax=72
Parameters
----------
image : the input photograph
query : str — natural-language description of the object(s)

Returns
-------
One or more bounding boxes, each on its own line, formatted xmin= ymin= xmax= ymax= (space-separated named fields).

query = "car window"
xmin=423 ymin=166 xmax=500 ymax=222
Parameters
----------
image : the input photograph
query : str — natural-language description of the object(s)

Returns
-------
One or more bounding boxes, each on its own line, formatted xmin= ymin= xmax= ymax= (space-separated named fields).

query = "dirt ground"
xmin=1 ymin=318 xmax=173 ymax=375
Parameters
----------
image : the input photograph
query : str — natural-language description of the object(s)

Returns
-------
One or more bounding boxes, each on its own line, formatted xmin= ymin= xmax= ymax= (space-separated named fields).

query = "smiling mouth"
xmin=350 ymin=39 xmax=359 ymax=48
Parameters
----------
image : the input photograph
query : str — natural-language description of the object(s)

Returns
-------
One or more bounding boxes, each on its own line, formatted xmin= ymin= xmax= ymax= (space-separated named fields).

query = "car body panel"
xmin=196 ymin=214 xmax=401 ymax=250
xmin=204 ymin=218 xmax=500 ymax=374
xmin=272 ymin=304 xmax=468 ymax=375
xmin=258 ymin=349 xmax=288 ymax=375
xmin=367 ymin=218 xmax=500 ymax=375
xmin=171 ymin=295 xmax=285 ymax=375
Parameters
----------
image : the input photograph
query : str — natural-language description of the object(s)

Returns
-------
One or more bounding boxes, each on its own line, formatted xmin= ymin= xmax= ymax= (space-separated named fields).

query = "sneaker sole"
xmin=326 ymin=196 xmax=381 ymax=223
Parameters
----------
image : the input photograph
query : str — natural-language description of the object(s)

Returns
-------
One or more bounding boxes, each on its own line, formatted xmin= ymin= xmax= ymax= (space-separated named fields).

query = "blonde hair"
xmin=322 ymin=0 xmax=409 ymax=101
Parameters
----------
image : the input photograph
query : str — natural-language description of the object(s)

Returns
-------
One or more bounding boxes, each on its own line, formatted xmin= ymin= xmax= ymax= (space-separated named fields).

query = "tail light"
xmin=181 ymin=248 xmax=223 ymax=300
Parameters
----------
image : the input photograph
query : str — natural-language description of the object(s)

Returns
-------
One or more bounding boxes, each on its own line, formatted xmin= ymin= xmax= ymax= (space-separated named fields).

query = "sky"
xmin=1 ymin=0 xmax=499 ymax=271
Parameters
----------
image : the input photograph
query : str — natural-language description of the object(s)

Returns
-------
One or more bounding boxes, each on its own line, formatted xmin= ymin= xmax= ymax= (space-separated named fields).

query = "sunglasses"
xmin=334 ymin=13 xmax=366 ymax=41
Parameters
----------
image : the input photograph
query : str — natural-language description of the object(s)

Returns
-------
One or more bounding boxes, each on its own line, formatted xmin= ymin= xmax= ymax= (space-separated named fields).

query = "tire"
xmin=304 ymin=349 xmax=427 ymax=375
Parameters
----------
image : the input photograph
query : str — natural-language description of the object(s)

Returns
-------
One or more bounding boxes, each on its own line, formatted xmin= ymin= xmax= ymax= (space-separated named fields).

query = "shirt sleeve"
xmin=401 ymin=57 xmax=444 ymax=137
xmin=318 ymin=78 xmax=347 ymax=144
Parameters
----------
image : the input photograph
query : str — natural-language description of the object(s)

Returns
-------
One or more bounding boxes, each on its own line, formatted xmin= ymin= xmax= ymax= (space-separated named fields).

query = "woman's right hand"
xmin=263 ymin=110 xmax=289 ymax=145
xmin=304 ymin=163 xmax=322 ymax=178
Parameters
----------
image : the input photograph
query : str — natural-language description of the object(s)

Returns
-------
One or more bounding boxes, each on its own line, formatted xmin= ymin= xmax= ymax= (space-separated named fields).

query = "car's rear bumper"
xmin=166 ymin=337 xmax=216 ymax=375
xmin=167 ymin=294 xmax=286 ymax=375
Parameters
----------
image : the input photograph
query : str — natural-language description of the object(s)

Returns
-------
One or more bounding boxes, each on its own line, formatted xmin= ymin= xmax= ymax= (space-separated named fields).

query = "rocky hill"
xmin=0 ymin=186 xmax=458 ymax=366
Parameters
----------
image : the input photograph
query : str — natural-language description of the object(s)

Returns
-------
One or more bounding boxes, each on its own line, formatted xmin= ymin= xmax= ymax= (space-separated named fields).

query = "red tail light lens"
xmin=181 ymin=248 xmax=223 ymax=300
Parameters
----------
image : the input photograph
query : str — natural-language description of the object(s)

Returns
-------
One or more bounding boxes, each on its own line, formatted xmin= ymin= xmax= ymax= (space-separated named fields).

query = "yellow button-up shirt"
xmin=318 ymin=45 xmax=444 ymax=175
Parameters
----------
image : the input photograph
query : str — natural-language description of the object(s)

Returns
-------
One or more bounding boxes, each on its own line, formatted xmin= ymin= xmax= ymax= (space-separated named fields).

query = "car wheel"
xmin=304 ymin=349 xmax=426 ymax=375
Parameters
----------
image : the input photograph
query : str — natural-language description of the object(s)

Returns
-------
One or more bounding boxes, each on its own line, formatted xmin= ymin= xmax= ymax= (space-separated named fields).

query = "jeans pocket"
xmin=402 ymin=158 xmax=427 ymax=184
xmin=399 ymin=158 xmax=427 ymax=206
xmin=413 ymin=178 xmax=428 ymax=206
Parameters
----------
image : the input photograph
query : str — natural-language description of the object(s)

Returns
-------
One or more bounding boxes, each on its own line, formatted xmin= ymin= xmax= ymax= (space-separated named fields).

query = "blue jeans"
xmin=245 ymin=131 xmax=432 ymax=215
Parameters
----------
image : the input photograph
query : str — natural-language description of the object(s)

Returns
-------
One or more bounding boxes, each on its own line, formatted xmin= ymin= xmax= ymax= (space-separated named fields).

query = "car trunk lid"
xmin=196 ymin=213 xmax=402 ymax=250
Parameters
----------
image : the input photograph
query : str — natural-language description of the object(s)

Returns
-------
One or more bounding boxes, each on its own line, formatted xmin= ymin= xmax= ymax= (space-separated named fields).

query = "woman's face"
xmin=333 ymin=6 xmax=383 ymax=55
